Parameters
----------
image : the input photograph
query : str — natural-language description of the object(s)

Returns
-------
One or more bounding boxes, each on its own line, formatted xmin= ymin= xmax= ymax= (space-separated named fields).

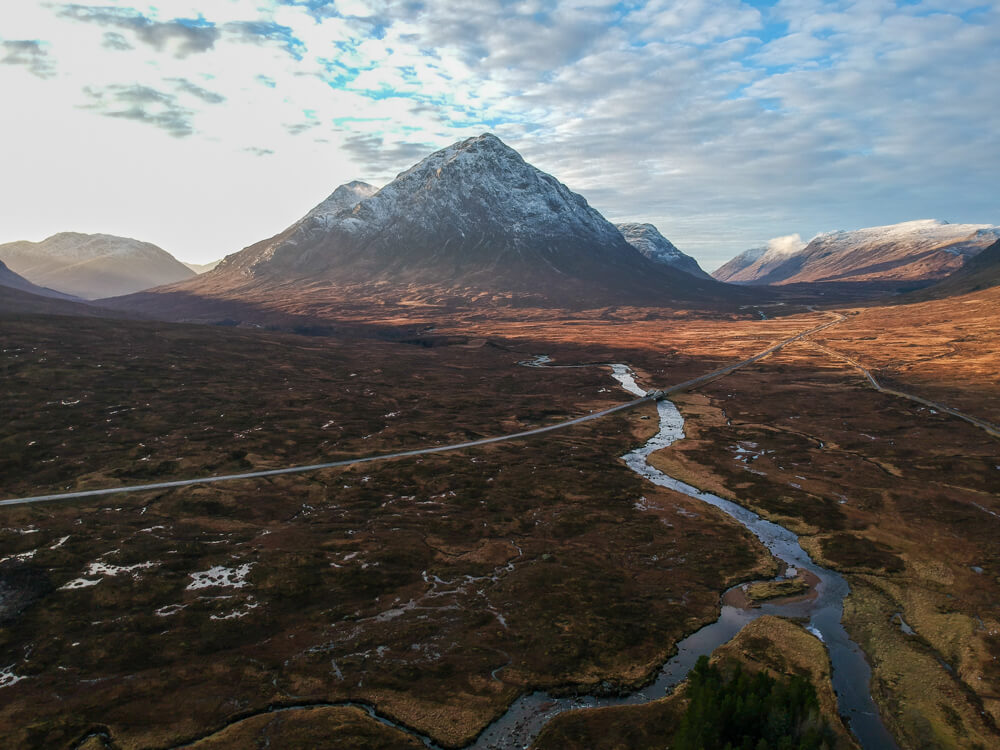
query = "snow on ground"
xmin=87 ymin=561 xmax=157 ymax=577
xmin=59 ymin=559 xmax=157 ymax=589
xmin=210 ymin=599 xmax=260 ymax=620
xmin=0 ymin=665 xmax=27 ymax=689
xmin=187 ymin=563 xmax=253 ymax=590
xmin=60 ymin=577 xmax=101 ymax=590
xmin=155 ymin=604 xmax=187 ymax=617
xmin=0 ymin=549 xmax=36 ymax=564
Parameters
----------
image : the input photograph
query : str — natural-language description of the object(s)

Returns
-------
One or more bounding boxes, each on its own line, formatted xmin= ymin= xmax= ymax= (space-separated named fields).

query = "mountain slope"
xmin=616 ymin=223 xmax=711 ymax=279
xmin=0 ymin=232 xmax=195 ymax=299
xmin=0 ymin=259 xmax=78 ymax=299
xmin=108 ymin=134 xmax=740 ymax=320
xmin=918 ymin=238 xmax=1000 ymax=298
xmin=715 ymin=220 xmax=998 ymax=286
xmin=184 ymin=260 xmax=223 ymax=274
xmin=0 ymin=260 xmax=127 ymax=317
xmin=712 ymin=235 xmax=806 ymax=283
xmin=301 ymin=180 xmax=379 ymax=224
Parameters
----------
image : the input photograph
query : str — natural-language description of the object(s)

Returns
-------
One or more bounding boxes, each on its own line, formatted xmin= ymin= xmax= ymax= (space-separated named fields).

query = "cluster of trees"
xmin=672 ymin=656 xmax=837 ymax=750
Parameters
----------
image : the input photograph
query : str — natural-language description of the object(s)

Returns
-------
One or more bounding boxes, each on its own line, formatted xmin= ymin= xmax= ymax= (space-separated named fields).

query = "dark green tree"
xmin=672 ymin=656 xmax=837 ymax=750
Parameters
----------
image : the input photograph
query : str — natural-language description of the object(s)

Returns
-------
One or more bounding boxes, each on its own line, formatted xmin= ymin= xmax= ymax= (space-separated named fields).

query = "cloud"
xmin=170 ymin=77 xmax=225 ymax=104
xmin=766 ymin=234 xmax=807 ymax=256
xmin=0 ymin=0 xmax=997 ymax=268
xmin=338 ymin=132 xmax=436 ymax=175
xmin=57 ymin=4 xmax=219 ymax=57
xmin=101 ymin=31 xmax=133 ymax=50
xmin=0 ymin=40 xmax=56 ymax=78
xmin=80 ymin=83 xmax=195 ymax=137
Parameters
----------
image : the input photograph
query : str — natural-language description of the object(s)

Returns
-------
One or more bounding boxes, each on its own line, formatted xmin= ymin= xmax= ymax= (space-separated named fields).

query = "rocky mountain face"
xmin=0 ymin=232 xmax=194 ymax=299
xmin=112 ymin=134 xmax=735 ymax=316
xmin=301 ymin=180 xmax=379 ymax=223
xmin=616 ymin=222 xmax=711 ymax=279
xmin=713 ymin=220 xmax=1000 ymax=286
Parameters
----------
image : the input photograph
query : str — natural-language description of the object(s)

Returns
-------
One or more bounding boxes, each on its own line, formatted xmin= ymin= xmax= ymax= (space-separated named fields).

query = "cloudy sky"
xmin=1 ymin=1 xmax=997 ymax=270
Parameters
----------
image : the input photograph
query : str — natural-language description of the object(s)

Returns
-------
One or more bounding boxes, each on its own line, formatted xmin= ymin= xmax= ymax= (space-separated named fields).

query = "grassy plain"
xmin=1 ymin=312 xmax=771 ymax=749
xmin=2 ymin=284 xmax=997 ymax=749
xmin=641 ymin=292 xmax=1000 ymax=748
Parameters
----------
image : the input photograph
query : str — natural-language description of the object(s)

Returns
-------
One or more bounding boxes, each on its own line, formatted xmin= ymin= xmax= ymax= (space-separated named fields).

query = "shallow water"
xmin=468 ymin=364 xmax=899 ymax=749
xmin=167 ymin=361 xmax=900 ymax=750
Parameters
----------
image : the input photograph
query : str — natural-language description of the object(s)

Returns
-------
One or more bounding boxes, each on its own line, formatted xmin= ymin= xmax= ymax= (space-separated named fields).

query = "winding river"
xmin=161 ymin=359 xmax=899 ymax=750
xmin=467 ymin=363 xmax=899 ymax=750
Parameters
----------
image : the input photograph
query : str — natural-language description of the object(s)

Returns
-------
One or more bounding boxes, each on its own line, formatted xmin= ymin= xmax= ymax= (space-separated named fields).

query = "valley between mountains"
xmin=1 ymin=135 xmax=998 ymax=750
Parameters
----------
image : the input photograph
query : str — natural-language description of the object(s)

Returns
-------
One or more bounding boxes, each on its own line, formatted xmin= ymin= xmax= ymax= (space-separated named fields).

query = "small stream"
xmin=164 ymin=360 xmax=899 ymax=750
xmin=468 ymin=363 xmax=899 ymax=750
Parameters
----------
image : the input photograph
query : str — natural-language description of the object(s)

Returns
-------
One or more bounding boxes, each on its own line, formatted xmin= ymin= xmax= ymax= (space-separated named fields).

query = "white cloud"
xmin=0 ymin=0 xmax=996 ymax=269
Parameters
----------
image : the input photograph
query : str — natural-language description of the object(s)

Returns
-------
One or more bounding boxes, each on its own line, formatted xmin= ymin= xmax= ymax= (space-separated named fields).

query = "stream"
xmin=467 ymin=363 xmax=899 ymax=750
xmin=165 ymin=360 xmax=899 ymax=750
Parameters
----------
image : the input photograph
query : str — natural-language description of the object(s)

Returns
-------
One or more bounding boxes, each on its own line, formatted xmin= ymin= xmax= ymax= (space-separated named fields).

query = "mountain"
xmin=712 ymin=235 xmax=806 ymax=283
xmin=184 ymin=260 xmax=223 ymax=274
xmin=0 ymin=259 xmax=125 ymax=317
xmin=616 ymin=223 xmax=711 ymax=279
xmin=301 ymin=180 xmax=378 ymax=223
xmin=0 ymin=259 xmax=77 ymax=299
xmin=0 ymin=232 xmax=195 ymax=299
xmin=108 ymin=134 xmax=738 ymax=319
xmin=713 ymin=220 xmax=999 ymax=286
xmin=919 ymin=238 xmax=1000 ymax=298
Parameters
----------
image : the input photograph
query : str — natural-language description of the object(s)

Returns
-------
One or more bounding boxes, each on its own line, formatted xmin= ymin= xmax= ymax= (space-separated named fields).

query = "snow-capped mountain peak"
xmin=616 ymin=222 xmax=711 ymax=279
xmin=200 ymin=133 xmax=734 ymax=305
xmin=303 ymin=180 xmax=379 ymax=222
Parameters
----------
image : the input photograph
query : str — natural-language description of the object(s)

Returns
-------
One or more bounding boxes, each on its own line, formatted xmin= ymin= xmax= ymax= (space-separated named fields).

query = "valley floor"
xmin=1 ymin=288 xmax=997 ymax=749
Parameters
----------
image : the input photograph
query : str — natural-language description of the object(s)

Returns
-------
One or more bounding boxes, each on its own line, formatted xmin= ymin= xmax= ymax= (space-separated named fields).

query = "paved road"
xmin=0 ymin=313 xmax=843 ymax=507
xmin=804 ymin=341 xmax=1000 ymax=438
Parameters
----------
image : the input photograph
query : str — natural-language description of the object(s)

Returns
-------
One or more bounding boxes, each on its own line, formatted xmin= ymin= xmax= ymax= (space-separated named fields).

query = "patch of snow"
xmin=60 ymin=578 xmax=101 ymax=590
xmin=210 ymin=600 xmax=259 ymax=620
xmin=187 ymin=563 xmax=253 ymax=590
xmin=155 ymin=604 xmax=186 ymax=617
xmin=86 ymin=561 xmax=156 ymax=577
xmin=0 ymin=665 xmax=27 ymax=689
xmin=0 ymin=549 xmax=36 ymax=563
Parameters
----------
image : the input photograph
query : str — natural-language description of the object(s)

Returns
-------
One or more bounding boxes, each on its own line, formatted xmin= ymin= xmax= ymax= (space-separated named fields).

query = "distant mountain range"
xmin=107 ymin=134 xmax=738 ymax=320
xmin=0 ymin=232 xmax=194 ymax=299
xmin=714 ymin=220 xmax=999 ymax=286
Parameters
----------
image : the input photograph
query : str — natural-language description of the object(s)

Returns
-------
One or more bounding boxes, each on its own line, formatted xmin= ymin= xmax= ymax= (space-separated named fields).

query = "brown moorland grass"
xmin=0 ymin=313 xmax=774 ymax=749
xmin=2 ymin=289 xmax=997 ymax=749
xmin=643 ymin=339 xmax=1000 ymax=748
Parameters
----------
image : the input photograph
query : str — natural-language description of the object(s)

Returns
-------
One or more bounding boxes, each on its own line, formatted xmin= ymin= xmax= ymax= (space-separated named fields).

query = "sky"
xmin=1 ymin=1 xmax=997 ymax=271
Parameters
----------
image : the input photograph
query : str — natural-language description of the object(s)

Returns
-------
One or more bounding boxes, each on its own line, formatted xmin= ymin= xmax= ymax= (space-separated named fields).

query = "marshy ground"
xmin=1 ymin=286 xmax=997 ymax=749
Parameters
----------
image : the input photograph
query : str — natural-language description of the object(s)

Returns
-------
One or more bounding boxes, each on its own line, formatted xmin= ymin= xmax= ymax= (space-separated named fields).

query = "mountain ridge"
xmin=0 ymin=232 xmax=195 ymax=299
xmin=108 ymin=134 xmax=745 ymax=319
xmin=713 ymin=220 xmax=999 ymax=286
xmin=616 ymin=222 xmax=711 ymax=279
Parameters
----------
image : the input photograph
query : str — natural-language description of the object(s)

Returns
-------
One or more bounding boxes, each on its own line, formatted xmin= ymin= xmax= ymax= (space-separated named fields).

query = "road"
xmin=0 ymin=313 xmax=844 ymax=508
xmin=804 ymin=341 xmax=1000 ymax=438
